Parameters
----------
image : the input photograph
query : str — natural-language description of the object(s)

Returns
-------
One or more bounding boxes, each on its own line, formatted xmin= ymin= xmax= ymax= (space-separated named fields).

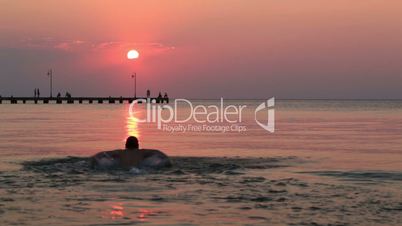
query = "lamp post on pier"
xmin=47 ymin=69 xmax=53 ymax=98
xmin=131 ymin=73 xmax=136 ymax=98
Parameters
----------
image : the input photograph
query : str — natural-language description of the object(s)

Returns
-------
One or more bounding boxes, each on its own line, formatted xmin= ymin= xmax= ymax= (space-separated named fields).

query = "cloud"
xmin=11 ymin=37 xmax=175 ymax=53
xmin=54 ymin=40 xmax=86 ymax=51
xmin=92 ymin=41 xmax=176 ymax=52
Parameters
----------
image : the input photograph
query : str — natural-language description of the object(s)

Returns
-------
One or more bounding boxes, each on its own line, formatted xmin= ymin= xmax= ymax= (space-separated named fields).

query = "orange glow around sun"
xmin=127 ymin=50 xmax=139 ymax=59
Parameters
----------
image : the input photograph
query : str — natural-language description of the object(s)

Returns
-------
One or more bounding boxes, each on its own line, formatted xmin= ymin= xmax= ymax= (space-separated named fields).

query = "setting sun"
xmin=127 ymin=50 xmax=139 ymax=59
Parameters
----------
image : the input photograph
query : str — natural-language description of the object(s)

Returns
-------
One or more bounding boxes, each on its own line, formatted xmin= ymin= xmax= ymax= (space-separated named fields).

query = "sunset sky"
xmin=1 ymin=0 xmax=401 ymax=99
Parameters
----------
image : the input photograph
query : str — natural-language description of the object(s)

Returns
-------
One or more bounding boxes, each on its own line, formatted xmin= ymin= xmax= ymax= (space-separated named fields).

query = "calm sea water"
xmin=0 ymin=100 xmax=401 ymax=225
xmin=1 ymin=100 xmax=401 ymax=170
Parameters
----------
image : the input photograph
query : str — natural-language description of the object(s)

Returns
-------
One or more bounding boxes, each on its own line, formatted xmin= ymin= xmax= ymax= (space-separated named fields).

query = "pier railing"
xmin=0 ymin=97 xmax=169 ymax=104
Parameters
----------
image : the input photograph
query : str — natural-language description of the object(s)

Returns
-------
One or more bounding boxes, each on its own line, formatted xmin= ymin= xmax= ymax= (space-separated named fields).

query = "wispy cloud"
xmin=13 ymin=37 xmax=175 ymax=53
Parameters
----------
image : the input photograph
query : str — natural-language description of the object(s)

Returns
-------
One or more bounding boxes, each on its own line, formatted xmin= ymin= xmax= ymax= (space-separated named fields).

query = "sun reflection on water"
xmin=109 ymin=203 xmax=125 ymax=219
xmin=126 ymin=112 xmax=140 ymax=139
xmin=104 ymin=203 xmax=155 ymax=223
xmin=138 ymin=208 xmax=154 ymax=222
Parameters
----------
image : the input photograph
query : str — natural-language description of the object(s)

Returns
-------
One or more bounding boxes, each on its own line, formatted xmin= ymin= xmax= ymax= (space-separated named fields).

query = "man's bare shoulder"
xmin=90 ymin=149 xmax=123 ymax=169
xmin=140 ymin=149 xmax=169 ymax=158
xmin=92 ymin=149 xmax=123 ymax=158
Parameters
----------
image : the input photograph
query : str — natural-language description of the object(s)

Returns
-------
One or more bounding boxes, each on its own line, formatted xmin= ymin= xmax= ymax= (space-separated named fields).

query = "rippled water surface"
xmin=0 ymin=100 xmax=401 ymax=225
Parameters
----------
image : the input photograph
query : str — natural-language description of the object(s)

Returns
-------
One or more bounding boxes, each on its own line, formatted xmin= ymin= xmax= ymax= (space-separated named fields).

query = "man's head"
xmin=125 ymin=136 xmax=139 ymax=149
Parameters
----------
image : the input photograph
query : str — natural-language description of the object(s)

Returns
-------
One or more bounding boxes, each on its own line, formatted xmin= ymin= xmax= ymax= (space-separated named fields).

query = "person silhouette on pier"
xmin=34 ymin=88 xmax=40 ymax=98
xmin=157 ymin=92 xmax=162 ymax=99
xmin=57 ymin=92 xmax=61 ymax=98
xmin=164 ymin=92 xmax=168 ymax=99
xmin=147 ymin=89 xmax=151 ymax=98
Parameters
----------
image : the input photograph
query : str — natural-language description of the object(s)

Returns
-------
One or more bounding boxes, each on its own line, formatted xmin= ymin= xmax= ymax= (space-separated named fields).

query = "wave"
xmin=299 ymin=170 xmax=402 ymax=182
xmin=22 ymin=156 xmax=294 ymax=176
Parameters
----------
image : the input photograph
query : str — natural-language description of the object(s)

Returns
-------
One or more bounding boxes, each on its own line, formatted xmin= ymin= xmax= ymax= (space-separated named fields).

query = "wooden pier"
xmin=0 ymin=97 xmax=169 ymax=104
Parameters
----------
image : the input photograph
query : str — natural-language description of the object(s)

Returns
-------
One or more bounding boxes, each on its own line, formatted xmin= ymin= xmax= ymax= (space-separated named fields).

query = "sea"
xmin=0 ymin=100 xmax=401 ymax=225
